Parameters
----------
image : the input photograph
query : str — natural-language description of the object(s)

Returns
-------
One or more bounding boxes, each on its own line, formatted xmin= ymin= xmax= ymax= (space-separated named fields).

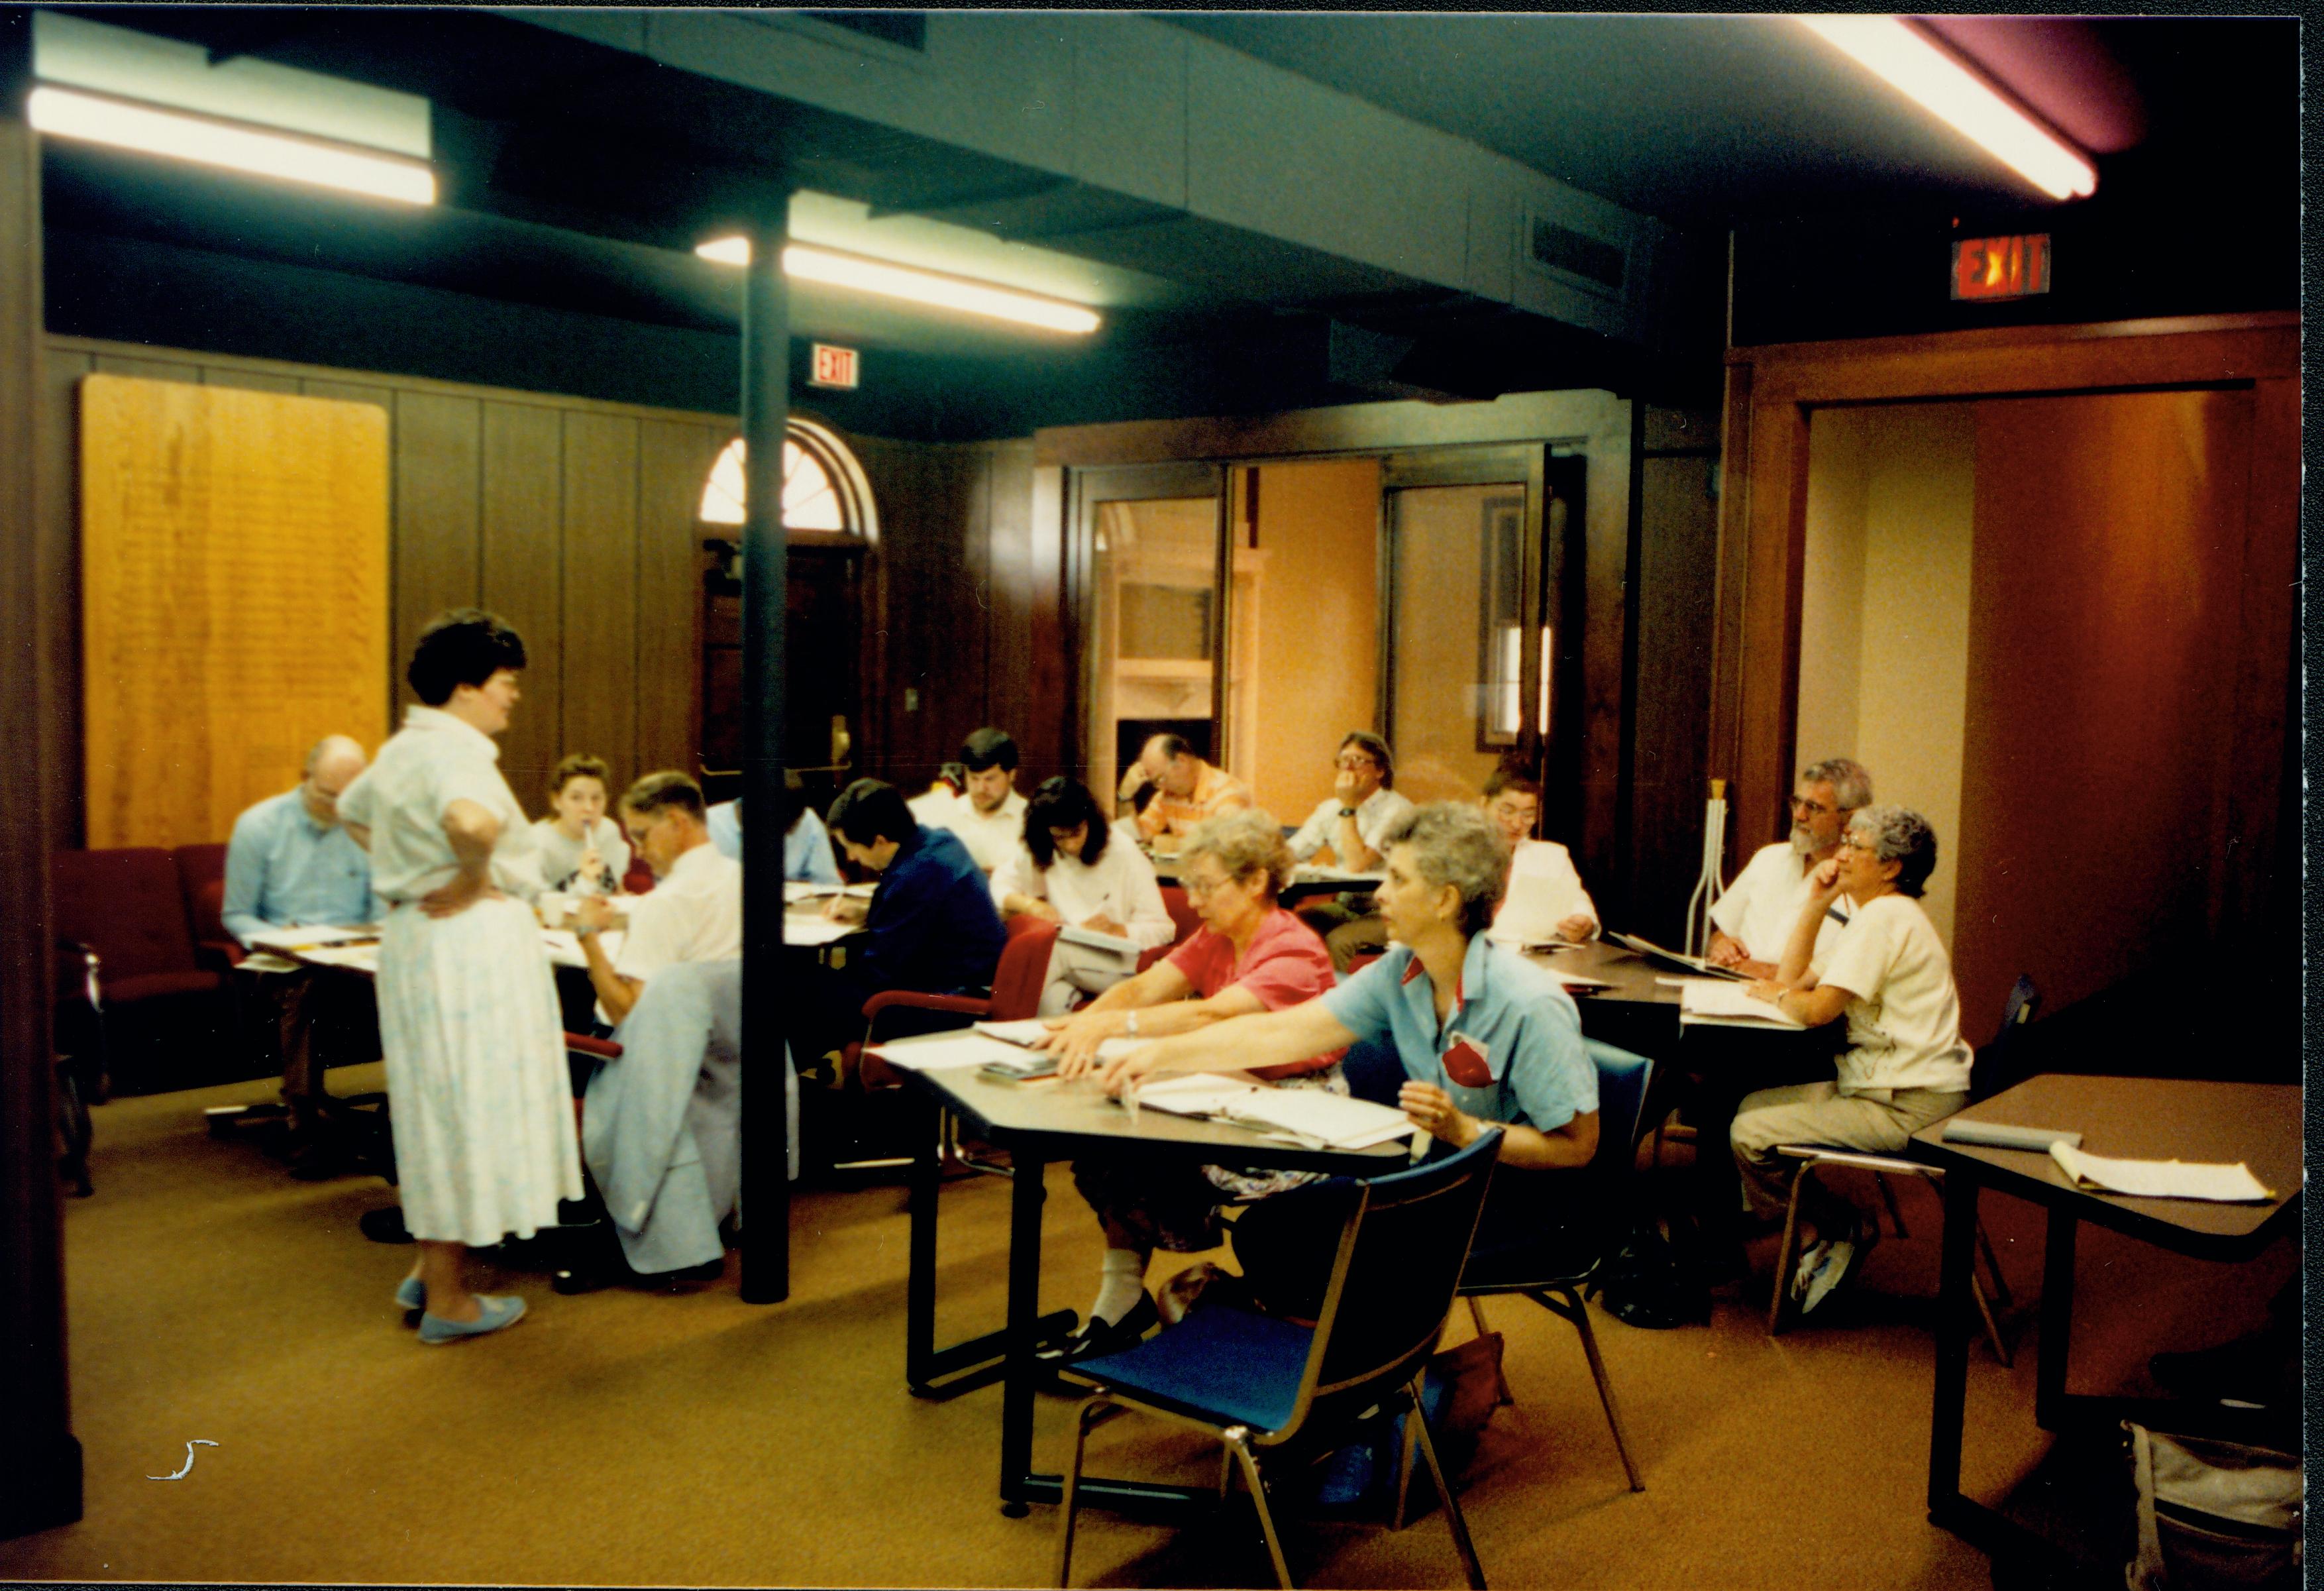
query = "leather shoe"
xmin=553 ymin=1254 xmax=726 ymax=1295
xmin=1038 ymin=1290 xmax=1159 ymax=1365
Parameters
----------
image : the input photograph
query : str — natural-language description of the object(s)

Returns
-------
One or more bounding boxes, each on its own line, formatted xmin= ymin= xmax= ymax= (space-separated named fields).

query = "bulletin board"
xmin=80 ymin=374 xmax=390 ymax=848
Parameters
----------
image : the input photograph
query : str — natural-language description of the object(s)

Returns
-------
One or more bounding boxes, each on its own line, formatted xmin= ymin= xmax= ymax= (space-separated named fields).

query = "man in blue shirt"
xmin=704 ymin=770 xmax=842 ymax=886
xmin=222 ymin=735 xmax=380 ymax=1168
xmin=1098 ymin=802 xmax=1600 ymax=1312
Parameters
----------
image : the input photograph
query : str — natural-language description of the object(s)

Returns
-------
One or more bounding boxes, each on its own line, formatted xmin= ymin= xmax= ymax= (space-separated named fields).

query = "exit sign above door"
xmin=1951 ymin=234 xmax=2051 ymax=302
xmin=810 ymin=343 xmax=860 ymax=388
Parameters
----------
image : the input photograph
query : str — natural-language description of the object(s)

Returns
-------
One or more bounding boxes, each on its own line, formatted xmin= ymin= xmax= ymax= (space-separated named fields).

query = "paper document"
xmin=1543 ymin=968 xmax=1612 ymax=992
xmin=1609 ymin=931 xmax=1750 ymax=982
xmin=1132 ymin=1073 xmax=1415 ymax=1150
xmin=1678 ymin=979 xmax=1805 ymax=1028
xmin=867 ymin=1033 xmax=1030 ymax=1073
xmin=1058 ymin=923 xmax=1139 ymax=958
xmin=1491 ymin=927 xmax=1580 ymax=952
xmin=973 ymin=1018 xmax=1055 ymax=1046
xmin=782 ymin=916 xmax=861 ymax=947
xmin=293 ymin=944 xmax=381 ymax=974
xmin=2048 ymin=1143 xmax=2276 ymax=1203
xmin=785 ymin=881 xmax=875 ymax=903
xmin=246 ymin=924 xmax=379 ymax=953
xmin=236 ymin=952 xmax=303 ymax=974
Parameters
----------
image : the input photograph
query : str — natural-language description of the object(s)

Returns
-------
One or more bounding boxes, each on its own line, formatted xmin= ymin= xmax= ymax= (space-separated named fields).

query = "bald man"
xmin=223 ymin=736 xmax=381 ymax=1169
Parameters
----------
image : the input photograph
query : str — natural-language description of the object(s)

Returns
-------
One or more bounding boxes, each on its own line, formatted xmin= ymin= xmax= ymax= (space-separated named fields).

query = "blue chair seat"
xmin=1071 ymin=1303 xmax=1314 ymax=1434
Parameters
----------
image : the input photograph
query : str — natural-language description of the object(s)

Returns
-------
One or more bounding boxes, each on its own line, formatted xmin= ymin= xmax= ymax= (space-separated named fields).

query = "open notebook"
xmin=1608 ymin=931 xmax=1750 ymax=982
xmin=1132 ymin=1073 xmax=1416 ymax=1150
xmin=1677 ymin=978 xmax=1803 ymax=1029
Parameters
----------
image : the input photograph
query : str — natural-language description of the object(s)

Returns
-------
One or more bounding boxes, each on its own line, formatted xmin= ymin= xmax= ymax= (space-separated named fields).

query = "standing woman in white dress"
xmin=337 ymin=610 xmax=583 ymax=1344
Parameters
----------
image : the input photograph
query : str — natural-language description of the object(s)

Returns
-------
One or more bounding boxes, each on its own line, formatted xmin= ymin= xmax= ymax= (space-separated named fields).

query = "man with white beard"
xmin=1705 ymin=758 xmax=1871 ymax=977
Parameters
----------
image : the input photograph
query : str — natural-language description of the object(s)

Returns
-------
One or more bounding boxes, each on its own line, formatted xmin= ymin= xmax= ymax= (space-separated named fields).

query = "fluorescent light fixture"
xmin=28 ymin=85 xmax=437 ymax=205
xmin=1795 ymin=16 xmax=2096 ymax=201
xmin=696 ymin=237 xmax=1101 ymax=335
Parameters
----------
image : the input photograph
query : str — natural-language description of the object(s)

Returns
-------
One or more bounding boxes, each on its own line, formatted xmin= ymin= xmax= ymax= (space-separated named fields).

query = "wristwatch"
xmin=1124 ymin=1009 xmax=1139 ymax=1037
xmin=1338 ymin=807 xmax=1357 ymax=819
xmin=575 ymin=922 xmax=600 ymax=940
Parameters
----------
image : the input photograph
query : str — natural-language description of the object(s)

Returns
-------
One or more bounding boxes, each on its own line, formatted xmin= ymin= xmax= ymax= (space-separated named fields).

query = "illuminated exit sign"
xmin=1951 ymin=234 xmax=2051 ymax=302
xmin=809 ymin=343 xmax=860 ymax=388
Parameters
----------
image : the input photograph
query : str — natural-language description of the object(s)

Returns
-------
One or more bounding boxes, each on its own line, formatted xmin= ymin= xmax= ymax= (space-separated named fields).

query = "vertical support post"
xmin=737 ymin=209 xmax=792 ymax=1305
xmin=0 ymin=15 xmax=85 ymax=1539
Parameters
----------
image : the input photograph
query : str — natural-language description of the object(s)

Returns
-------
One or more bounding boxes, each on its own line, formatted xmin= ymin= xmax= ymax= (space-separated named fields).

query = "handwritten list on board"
xmin=80 ymin=374 xmax=390 ymax=848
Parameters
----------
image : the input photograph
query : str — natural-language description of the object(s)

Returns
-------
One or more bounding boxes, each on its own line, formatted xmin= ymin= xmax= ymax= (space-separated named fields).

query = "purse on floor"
xmin=2124 ymin=1421 xmax=2302 ymax=1590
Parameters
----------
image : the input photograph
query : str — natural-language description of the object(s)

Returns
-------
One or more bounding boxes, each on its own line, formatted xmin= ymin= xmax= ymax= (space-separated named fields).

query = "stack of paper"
xmin=973 ymin=1018 xmax=1055 ymax=1046
xmin=1293 ymin=865 xmax=1387 ymax=887
xmin=1677 ymin=979 xmax=1803 ymax=1029
xmin=782 ymin=916 xmax=861 ymax=948
xmin=1134 ymin=1073 xmax=1415 ymax=1150
xmin=2048 ymin=1143 xmax=2276 ymax=1203
xmin=1058 ymin=923 xmax=1139 ymax=958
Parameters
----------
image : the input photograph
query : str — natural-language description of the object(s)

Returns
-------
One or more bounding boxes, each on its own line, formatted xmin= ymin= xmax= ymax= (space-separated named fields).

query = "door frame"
xmin=1711 ymin=311 xmax=2299 ymax=916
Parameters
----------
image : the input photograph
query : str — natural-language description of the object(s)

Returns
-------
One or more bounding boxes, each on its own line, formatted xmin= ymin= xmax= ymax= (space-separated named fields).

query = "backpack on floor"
xmin=1589 ymin=1216 xmax=1711 ymax=1329
xmin=2125 ymin=1422 xmax=2301 ymax=1590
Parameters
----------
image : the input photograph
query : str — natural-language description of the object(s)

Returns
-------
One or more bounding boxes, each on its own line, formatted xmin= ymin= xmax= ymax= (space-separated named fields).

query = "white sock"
xmin=1090 ymin=1248 xmax=1147 ymax=1326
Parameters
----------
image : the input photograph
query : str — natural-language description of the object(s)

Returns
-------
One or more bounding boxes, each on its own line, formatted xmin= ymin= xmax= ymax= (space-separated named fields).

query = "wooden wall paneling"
xmin=1028 ymin=463 xmax=1068 ymax=781
xmin=36 ymin=350 xmax=89 ymax=851
xmin=559 ymin=410 xmax=641 ymax=800
xmin=0 ymin=27 xmax=81 ymax=1535
xmin=298 ymin=377 xmax=394 ymax=415
xmin=2221 ymin=375 xmax=2299 ymax=938
xmin=479 ymin=402 xmax=566 ymax=809
xmin=1728 ymin=392 xmax=1811 ymax=857
xmin=390 ymin=390 xmax=483 ymax=718
xmin=91 ymin=351 xmax=199 ymax=385
xmin=1952 ymin=388 xmax=2256 ymax=1032
xmin=636 ymin=420 xmax=720 ymax=783
xmin=200 ymin=366 xmax=301 ymax=395
xmin=1626 ymin=450 xmax=1720 ymax=943
xmin=1573 ymin=400 xmax=1634 ymax=901
xmin=1705 ymin=359 xmax=1756 ymax=820
xmin=984 ymin=439 xmax=1039 ymax=776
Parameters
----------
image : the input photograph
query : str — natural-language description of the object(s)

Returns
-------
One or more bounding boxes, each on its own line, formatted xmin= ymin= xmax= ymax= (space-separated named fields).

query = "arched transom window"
xmin=698 ymin=418 xmax=878 ymax=541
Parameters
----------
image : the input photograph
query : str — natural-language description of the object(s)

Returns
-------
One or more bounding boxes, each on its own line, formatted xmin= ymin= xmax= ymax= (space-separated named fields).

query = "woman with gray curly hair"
xmin=1733 ymin=802 xmax=1970 ymax=1313
xmin=1104 ymin=800 xmax=1602 ymax=1316
xmin=1031 ymin=807 xmax=1346 ymax=1359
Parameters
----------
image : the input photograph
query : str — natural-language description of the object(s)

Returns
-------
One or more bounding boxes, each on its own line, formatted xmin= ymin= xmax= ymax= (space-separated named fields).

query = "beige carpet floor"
xmin=0 ymin=1064 xmax=2294 ymax=1588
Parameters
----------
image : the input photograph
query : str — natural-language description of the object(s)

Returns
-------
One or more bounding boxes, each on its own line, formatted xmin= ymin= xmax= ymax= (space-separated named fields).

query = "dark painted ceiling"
xmin=1166 ymin=14 xmax=2298 ymax=230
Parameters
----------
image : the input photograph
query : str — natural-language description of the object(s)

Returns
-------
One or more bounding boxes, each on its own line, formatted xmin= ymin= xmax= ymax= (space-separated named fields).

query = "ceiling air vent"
xmin=1526 ymin=215 xmax=1626 ymax=298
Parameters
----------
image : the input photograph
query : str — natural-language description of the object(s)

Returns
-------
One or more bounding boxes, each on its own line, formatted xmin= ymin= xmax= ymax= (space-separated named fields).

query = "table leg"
xmin=1926 ymin=1166 xmax=1979 ymax=1521
xmin=904 ymin=1091 xmax=941 ymax=1388
xmin=1000 ymin=1146 xmax=1049 ymax=1516
xmin=2034 ymin=1205 xmax=2078 ymax=1432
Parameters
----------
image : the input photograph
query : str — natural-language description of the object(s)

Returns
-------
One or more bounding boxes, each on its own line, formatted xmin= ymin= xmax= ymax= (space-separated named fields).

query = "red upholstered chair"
xmin=622 ymin=855 xmax=656 ymax=895
xmin=1137 ymin=885 xmax=1203 ymax=973
xmin=172 ymin=843 xmax=241 ymax=970
xmin=853 ymin=916 xmax=1059 ymax=1090
xmin=52 ymin=848 xmax=231 ymax=1095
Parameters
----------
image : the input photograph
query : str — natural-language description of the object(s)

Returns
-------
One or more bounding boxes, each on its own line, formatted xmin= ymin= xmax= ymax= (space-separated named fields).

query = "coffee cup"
xmin=539 ymin=891 xmax=574 ymax=928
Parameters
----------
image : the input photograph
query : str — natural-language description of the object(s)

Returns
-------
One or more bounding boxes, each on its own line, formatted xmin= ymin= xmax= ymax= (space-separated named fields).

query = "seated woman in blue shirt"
xmin=1100 ymin=802 xmax=1600 ymax=1315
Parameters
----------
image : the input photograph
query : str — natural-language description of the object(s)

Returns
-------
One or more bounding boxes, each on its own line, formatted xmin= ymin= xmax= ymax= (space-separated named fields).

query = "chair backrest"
xmin=986 ymin=917 xmax=1061 ymax=1020
xmin=1338 ymin=1037 xmax=1404 ymax=1108
xmin=52 ymin=848 xmax=197 ymax=982
xmin=1284 ymin=1128 xmax=1503 ymax=1440
xmin=1158 ymin=885 xmax=1201 ymax=946
xmin=174 ymin=844 xmax=231 ymax=944
xmin=1970 ymin=974 xmax=2042 ymax=1103
xmin=1470 ymin=1038 xmax=1654 ymax=1262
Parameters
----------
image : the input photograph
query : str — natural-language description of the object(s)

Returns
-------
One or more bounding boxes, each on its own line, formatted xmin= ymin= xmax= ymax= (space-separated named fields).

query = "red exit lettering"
xmin=810 ymin=343 xmax=861 ymax=389
xmin=1951 ymin=234 xmax=2051 ymax=302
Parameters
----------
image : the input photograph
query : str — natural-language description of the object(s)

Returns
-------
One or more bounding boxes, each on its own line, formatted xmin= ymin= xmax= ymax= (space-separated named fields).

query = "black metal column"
xmin=737 ymin=210 xmax=792 ymax=1305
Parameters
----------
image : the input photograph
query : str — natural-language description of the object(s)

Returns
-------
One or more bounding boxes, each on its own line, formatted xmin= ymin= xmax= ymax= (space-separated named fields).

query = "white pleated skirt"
xmin=376 ymin=895 xmax=583 ymax=1246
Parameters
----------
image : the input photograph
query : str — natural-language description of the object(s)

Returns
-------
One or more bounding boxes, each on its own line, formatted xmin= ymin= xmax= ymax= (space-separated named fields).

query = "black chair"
xmin=1055 ymin=1129 xmax=1503 ymax=1590
xmin=1765 ymin=975 xmax=2040 ymax=1359
xmin=1448 ymin=1038 xmax=1656 ymax=1495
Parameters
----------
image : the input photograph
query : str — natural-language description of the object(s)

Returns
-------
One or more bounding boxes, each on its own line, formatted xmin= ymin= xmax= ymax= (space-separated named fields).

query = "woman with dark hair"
xmin=335 ymin=609 xmax=582 ymax=1344
xmin=1732 ymin=803 xmax=1970 ymax=1313
xmin=991 ymin=777 xmax=1174 ymax=1014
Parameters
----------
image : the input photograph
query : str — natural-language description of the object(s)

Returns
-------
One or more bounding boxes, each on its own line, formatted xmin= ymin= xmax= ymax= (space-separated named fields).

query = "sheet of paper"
xmin=782 ymin=916 xmax=862 ymax=947
xmin=293 ymin=944 xmax=380 ymax=973
xmin=236 ymin=951 xmax=303 ymax=974
xmin=246 ymin=924 xmax=378 ymax=953
xmin=1226 ymin=1087 xmax=1416 ymax=1148
xmin=540 ymin=929 xmax=624 ymax=969
xmin=865 ymin=1032 xmax=1031 ymax=1073
xmin=2049 ymin=1143 xmax=2275 ymax=1203
xmin=1293 ymin=866 xmax=1387 ymax=886
xmin=1058 ymin=923 xmax=1139 ymax=957
xmin=973 ymin=1018 xmax=1053 ymax=1046
xmin=1679 ymin=979 xmax=1805 ymax=1027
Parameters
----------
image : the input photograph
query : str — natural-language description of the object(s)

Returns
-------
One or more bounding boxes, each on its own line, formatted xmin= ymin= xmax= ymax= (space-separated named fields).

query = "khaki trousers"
xmin=1730 ymin=1081 xmax=1963 ymax=1227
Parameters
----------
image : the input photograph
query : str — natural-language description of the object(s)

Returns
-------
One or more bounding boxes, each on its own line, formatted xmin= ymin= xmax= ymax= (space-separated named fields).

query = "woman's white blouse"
xmin=990 ymin=834 xmax=1175 ymax=950
xmin=337 ymin=706 xmax=541 ymax=904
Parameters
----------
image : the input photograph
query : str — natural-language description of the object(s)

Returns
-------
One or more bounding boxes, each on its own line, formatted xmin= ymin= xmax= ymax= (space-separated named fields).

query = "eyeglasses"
xmin=1181 ymin=871 xmax=1235 ymax=899
xmin=1838 ymin=834 xmax=1879 ymax=855
xmin=1334 ymin=755 xmax=1379 ymax=771
xmin=1788 ymin=795 xmax=1862 ymax=818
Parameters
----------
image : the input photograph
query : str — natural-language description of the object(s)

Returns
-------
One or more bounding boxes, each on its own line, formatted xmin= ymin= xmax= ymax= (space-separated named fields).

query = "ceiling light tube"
xmin=1794 ymin=16 xmax=2096 ymax=201
xmin=28 ymin=83 xmax=437 ymax=205
xmin=697 ymin=237 xmax=1100 ymax=335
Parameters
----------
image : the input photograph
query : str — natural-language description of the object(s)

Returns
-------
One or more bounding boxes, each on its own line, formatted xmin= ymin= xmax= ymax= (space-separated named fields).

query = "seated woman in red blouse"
xmin=1036 ymin=808 xmax=1344 ymax=1361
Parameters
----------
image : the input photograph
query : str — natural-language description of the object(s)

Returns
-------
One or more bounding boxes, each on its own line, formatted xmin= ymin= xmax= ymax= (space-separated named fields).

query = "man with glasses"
xmin=1286 ymin=732 xmax=1413 ymax=873
xmin=1706 ymin=757 xmax=1871 ymax=977
xmin=222 ymin=734 xmax=380 ymax=1174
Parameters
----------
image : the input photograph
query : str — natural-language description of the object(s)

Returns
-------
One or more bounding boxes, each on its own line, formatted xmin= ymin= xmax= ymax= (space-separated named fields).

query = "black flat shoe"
xmin=1037 ymin=1291 xmax=1159 ymax=1365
